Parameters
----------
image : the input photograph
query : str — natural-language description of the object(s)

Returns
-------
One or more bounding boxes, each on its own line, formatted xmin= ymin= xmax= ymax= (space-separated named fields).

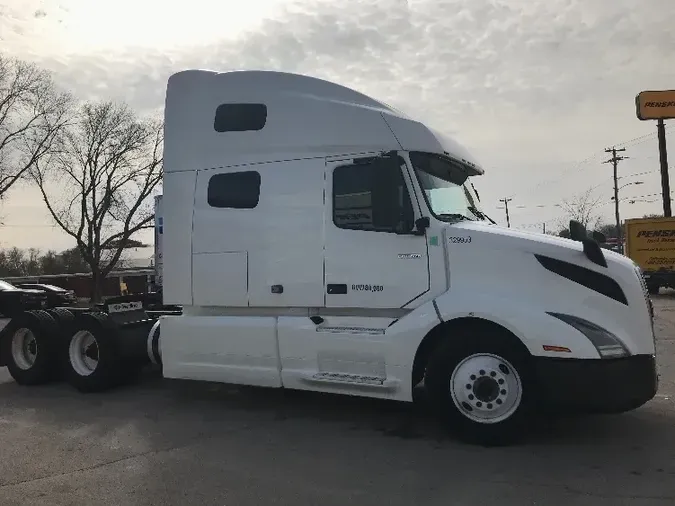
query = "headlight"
xmin=633 ymin=265 xmax=656 ymax=340
xmin=547 ymin=312 xmax=630 ymax=358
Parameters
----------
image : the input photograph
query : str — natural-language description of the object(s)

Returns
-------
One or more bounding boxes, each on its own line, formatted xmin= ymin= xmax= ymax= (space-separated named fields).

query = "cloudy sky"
xmin=1 ymin=0 xmax=674 ymax=258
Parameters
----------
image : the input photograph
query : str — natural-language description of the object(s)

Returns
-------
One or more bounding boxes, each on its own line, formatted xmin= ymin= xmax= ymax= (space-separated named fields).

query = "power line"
xmin=621 ymin=169 xmax=659 ymax=179
xmin=511 ymin=221 xmax=549 ymax=233
xmin=615 ymin=125 xmax=671 ymax=150
xmin=626 ymin=198 xmax=659 ymax=204
xmin=612 ymin=191 xmax=672 ymax=200
xmin=597 ymin=191 xmax=674 ymax=208
xmin=511 ymin=190 xmax=674 ymax=230
xmin=506 ymin=151 xmax=606 ymax=200
xmin=499 ymin=169 xmax=666 ymax=213
xmin=616 ymin=130 xmax=659 ymax=148
xmin=514 ymin=215 xmax=568 ymax=229
xmin=505 ymin=126 xmax=672 ymax=201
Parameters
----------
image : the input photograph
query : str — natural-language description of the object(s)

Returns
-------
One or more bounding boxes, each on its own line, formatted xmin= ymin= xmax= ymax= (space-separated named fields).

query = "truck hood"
xmin=447 ymin=219 xmax=637 ymax=271
xmin=439 ymin=218 xmax=655 ymax=356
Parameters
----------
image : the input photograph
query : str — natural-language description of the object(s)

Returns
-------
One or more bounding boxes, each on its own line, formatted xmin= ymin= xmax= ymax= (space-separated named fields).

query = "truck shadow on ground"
xmin=0 ymin=367 xmax=669 ymax=451
xmin=163 ymin=375 xmax=670 ymax=447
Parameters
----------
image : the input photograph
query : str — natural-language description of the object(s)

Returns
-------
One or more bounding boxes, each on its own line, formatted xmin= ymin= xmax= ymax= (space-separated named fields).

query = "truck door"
xmin=324 ymin=154 xmax=430 ymax=308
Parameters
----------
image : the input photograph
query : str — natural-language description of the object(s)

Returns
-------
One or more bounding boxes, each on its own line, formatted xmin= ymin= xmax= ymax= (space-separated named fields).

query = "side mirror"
xmin=396 ymin=216 xmax=430 ymax=236
xmin=413 ymin=217 xmax=430 ymax=235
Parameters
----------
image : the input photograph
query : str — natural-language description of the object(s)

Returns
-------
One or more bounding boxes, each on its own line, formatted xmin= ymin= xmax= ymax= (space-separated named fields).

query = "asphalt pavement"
xmin=1 ymin=298 xmax=675 ymax=506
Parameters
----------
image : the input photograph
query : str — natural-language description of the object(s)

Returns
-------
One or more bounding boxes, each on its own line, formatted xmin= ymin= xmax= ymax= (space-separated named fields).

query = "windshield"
xmin=409 ymin=151 xmax=485 ymax=222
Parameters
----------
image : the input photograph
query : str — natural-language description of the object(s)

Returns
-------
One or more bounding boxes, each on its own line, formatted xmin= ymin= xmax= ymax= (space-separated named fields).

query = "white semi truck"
xmin=0 ymin=70 xmax=658 ymax=445
xmin=153 ymin=194 xmax=163 ymax=292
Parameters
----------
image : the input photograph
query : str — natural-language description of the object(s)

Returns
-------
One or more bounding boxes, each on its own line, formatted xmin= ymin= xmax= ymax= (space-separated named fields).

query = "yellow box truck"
xmin=624 ymin=216 xmax=675 ymax=294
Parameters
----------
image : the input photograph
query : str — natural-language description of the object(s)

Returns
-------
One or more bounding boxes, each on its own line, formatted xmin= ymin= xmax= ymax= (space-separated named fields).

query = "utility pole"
xmin=499 ymin=198 xmax=512 ymax=228
xmin=657 ymin=119 xmax=671 ymax=216
xmin=603 ymin=147 xmax=628 ymax=242
xmin=543 ymin=222 xmax=546 ymax=234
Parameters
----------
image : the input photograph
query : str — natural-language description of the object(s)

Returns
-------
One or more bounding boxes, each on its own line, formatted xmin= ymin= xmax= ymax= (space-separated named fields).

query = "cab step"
xmin=302 ymin=372 xmax=399 ymax=392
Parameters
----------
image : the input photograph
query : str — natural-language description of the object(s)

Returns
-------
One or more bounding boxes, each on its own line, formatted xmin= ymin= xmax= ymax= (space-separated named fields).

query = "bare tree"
xmin=30 ymin=100 xmax=163 ymax=301
xmin=0 ymin=55 xmax=72 ymax=201
xmin=558 ymin=188 xmax=603 ymax=232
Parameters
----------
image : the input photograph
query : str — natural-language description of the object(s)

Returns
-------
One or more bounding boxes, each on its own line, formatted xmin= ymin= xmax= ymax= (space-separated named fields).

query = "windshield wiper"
xmin=437 ymin=213 xmax=472 ymax=222
xmin=468 ymin=206 xmax=497 ymax=225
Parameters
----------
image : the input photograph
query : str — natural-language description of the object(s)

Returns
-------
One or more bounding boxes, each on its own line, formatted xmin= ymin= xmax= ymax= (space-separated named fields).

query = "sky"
xmin=0 ymin=0 xmax=674 ymax=263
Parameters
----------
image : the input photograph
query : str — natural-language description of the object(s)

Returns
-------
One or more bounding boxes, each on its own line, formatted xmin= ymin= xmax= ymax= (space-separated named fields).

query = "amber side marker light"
xmin=542 ymin=345 xmax=572 ymax=353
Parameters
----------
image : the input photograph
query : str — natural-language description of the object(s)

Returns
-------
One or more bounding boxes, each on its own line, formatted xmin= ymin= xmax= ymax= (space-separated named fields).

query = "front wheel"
xmin=425 ymin=334 xmax=532 ymax=446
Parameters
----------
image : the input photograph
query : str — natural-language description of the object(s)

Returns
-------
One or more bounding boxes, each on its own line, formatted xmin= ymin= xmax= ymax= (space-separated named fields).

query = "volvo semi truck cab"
xmin=155 ymin=69 xmax=657 ymax=444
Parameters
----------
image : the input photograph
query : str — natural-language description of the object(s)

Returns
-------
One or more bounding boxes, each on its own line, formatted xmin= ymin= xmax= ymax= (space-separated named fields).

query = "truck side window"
xmin=213 ymin=103 xmax=267 ymax=132
xmin=333 ymin=158 xmax=415 ymax=233
xmin=207 ymin=171 xmax=261 ymax=209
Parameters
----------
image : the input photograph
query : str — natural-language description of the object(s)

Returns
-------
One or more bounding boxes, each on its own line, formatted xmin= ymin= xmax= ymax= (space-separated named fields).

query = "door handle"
xmin=326 ymin=283 xmax=347 ymax=294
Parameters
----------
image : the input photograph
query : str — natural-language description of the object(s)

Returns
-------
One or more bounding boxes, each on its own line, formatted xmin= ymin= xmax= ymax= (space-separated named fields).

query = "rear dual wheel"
xmin=3 ymin=309 xmax=145 ymax=393
xmin=63 ymin=313 xmax=125 ymax=393
xmin=2 ymin=311 xmax=60 ymax=385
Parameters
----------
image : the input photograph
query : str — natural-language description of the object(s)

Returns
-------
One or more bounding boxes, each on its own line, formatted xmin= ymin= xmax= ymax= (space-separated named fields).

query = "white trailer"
xmin=0 ymin=69 xmax=658 ymax=445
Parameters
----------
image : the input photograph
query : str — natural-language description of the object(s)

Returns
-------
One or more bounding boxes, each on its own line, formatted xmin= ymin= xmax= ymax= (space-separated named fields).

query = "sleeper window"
xmin=208 ymin=171 xmax=261 ymax=209
xmin=333 ymin=158 xmax=415 ymax=233
xmin=213 ymin=103 xmax=267 ymax=132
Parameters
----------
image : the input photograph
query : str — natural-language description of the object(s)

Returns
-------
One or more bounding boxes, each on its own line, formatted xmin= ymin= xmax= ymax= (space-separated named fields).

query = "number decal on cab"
xmin=351 ymin=284 xmax=384 ymax=292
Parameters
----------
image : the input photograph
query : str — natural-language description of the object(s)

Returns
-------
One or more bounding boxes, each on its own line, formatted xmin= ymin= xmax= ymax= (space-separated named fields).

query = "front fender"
xmin=433 ymin=291 xmax=601 ymax=359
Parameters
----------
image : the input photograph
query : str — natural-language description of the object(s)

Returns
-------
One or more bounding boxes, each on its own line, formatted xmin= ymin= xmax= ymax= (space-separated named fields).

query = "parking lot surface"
xmin=1 ymin=298 xmax=675 ymax=506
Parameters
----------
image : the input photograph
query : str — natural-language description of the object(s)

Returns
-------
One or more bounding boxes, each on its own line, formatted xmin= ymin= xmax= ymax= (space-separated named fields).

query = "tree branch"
xmin=0 ymin=55 xmax=73 ymax=198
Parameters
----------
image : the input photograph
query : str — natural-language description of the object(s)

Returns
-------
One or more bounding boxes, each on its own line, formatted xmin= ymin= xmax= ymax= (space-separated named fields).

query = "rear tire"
xmin=47 ymin=308 xmax=76 ymax=379
xmin=64 ymin=313 xmax=124 ymax=393
xmin=48 ymin=308 xmax=76 ymax=326
xmin=2 ymin=310 xmax=59 ymax=385
xmin=424 ymin=328 xmax=533 ymax=446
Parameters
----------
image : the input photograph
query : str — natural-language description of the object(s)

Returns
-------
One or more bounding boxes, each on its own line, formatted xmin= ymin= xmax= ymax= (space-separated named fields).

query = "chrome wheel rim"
xmin=69 ymin=330 xmax=99 ymax=376
xmin=11 ymin=328 xmax=38 ymax=370
xmin=449 ymin=353 xmax=522 ymax=424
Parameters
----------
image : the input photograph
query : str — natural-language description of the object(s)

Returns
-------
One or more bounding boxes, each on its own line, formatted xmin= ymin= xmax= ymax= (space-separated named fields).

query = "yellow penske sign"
xmin=636 ymin=90 xmax=675 ymax=121
xmin=625 ymin=217 xmax=675 ymax=270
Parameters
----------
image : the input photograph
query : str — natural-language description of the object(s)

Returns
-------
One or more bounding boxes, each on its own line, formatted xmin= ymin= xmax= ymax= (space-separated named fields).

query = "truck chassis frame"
xmin=0 ymin=294 xmax=180 ymax=392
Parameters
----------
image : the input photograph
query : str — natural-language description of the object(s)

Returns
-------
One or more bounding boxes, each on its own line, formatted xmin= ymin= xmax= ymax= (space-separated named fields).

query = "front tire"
xmin=425 ymin=331 xmax=533 ymax=446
